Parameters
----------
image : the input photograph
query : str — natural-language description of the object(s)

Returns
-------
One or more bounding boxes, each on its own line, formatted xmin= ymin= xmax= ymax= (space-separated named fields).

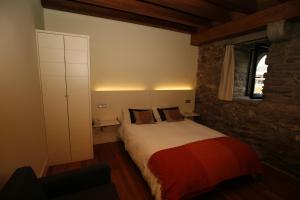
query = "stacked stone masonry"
xmin=195 ymin=26 xmax=300 ymax=178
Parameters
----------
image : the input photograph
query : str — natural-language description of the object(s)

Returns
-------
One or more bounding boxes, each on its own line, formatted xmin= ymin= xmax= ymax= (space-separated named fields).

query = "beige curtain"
xmin=218 ymin=45 xmax=235 ymax=101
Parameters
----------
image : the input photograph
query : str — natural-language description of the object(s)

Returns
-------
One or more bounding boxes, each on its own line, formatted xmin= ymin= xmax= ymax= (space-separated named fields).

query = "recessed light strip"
xmin=94 ymin=85 xmax=193 ymax=91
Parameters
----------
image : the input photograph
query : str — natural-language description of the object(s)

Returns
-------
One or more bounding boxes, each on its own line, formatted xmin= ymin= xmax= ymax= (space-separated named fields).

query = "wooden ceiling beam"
xmin=191 ymin=0 xmax=300 ymax=45
xmin=42 ymin=0 xmax=197 ymax=33
xmin=206 ymin=0 xmax=258 ymax=14
xmin=74 ymin=0 xmax=211 ymax=29
xmin=140 ymin=0 xmax=231 ymax=22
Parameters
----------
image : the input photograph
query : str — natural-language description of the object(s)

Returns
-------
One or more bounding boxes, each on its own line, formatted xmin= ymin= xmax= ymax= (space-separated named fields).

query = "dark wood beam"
xmin=141 ymin=0 xmax=231 ymax=22
xmin=207 ymin=0 xmax=258 ymax=13
xmin=191 ymin=0 xmax=300 ymax=45
xmin=257 ymin=0 xmax=289 ymax=10
xmin=74 ymin=0 xmax=211 ymax=29
xmin=42 ymin=0 xmax=197 ymax=33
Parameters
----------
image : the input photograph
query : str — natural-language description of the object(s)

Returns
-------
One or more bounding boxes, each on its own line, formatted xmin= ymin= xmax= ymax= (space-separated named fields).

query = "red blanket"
xmin=148 ymin=137 xmax=262 ymax=200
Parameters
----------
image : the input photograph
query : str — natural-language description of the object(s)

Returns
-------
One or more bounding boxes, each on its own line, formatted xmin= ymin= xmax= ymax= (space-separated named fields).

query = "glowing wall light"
xmin=94 ymin=85 xmax=193 ymax=91
xmin=94 ymin=86 xmax=146 ymax=91
xmin=154 ymin=85 xmax=193 ymax=91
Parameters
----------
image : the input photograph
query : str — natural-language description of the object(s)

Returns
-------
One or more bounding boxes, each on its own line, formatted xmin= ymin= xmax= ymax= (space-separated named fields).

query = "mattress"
xmin=119 ymin=119 xmax=225 ymax=200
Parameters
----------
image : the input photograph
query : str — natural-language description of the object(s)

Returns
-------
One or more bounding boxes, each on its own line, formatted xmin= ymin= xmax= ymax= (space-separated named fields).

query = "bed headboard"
xmin=91 ymin=90 xmax=195 ymax=121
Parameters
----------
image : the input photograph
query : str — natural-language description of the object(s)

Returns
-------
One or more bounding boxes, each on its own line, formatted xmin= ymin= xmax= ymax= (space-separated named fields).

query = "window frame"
xmin=245 ymin=45 xmax=269 ymax=99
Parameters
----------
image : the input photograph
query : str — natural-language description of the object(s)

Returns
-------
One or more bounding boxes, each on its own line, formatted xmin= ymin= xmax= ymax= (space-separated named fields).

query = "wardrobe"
xmin=36 ymin=30 xmax=93 ymax=165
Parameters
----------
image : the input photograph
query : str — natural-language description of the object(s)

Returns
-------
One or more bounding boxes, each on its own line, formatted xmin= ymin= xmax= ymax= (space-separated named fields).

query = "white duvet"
xmin=119 ymin=119 xmax=225 ymax=200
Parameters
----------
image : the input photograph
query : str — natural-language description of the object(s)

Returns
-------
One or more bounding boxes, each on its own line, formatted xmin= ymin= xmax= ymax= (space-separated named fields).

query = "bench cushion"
xmin=0 ymin=167 xmax=47 ymax=200
xmin=53 ymin=184 xmax=119 ymax=200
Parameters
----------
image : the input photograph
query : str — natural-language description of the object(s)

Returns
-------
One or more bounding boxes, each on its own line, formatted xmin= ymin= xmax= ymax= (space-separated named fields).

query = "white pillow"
xmin=121 ymin=108 xmax=131 ymax=124
xmin=151 ymin=106 xmax=162 ymax=122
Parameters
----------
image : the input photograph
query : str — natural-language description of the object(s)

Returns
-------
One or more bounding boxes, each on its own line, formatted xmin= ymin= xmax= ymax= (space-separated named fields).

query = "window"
xmin=233 ymin=40 xmax=270 ymax=100
xmin=245 ymin=45 xmax=269 ymax=99
xmin=254 ymin=55 xmax=268 ymax=96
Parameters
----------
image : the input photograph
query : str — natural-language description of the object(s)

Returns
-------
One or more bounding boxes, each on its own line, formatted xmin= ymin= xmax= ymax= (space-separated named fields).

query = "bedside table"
xmin=182 ymin=112 xmax=200 ymax=121
xmin=93 ymin=119 xmax=121 ymax=144
xmin=93 ymin=119 xmax=120 ymax=129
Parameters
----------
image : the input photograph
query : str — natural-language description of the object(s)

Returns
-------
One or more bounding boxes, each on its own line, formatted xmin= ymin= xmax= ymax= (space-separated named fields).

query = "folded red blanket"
xmin=148 ymin=137 xmax=262 ymax=200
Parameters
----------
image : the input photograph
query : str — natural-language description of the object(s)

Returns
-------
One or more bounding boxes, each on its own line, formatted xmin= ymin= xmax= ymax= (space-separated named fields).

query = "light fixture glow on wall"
xmin=94 ymin=85 xmax=193 ymax=91
xmin=154 ymin=86 xmax=193 ymax=91
xmin=94 ymin=86 xmax=146 ymax=91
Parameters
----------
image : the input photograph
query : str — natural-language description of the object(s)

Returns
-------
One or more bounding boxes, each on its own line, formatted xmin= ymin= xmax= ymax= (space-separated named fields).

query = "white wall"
xmin=43 ymin=9 xmax=198 ymax=91
xmin=0 ymin=0 xmax=47 ymax=186
xmin=92 ymin=90 xmax=195 ymax=121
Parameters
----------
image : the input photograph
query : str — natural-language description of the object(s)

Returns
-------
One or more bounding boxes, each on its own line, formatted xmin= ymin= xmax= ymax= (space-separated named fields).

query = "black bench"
xmin=0 ymin=164 xmax=119 ymax=200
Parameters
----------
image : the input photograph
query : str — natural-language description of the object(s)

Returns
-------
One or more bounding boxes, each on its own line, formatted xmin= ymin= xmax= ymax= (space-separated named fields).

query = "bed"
xmin=120 ymin=114 xmax=262 ymax=200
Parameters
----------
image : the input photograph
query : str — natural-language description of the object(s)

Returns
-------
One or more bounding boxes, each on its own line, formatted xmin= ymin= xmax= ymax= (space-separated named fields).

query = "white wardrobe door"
xmin=38 ymin=33 xmax=71 ymax=164
xmin=64 ymin=35 xmax=93 ymax=162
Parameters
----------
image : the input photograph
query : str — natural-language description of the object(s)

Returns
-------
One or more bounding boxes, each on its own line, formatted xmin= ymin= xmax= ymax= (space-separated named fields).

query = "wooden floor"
xmin=47 ymin=142 xmax=300 ymax=200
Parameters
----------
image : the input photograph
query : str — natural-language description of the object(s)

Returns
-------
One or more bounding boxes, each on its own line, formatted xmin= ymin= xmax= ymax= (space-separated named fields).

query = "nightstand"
xmin=93 ymin=119 xmax=121 ymax=144
xmin=182 ymin=112 xmax=200 ymax=121
xmin=93 ymin=119 xmax=120 ymax=129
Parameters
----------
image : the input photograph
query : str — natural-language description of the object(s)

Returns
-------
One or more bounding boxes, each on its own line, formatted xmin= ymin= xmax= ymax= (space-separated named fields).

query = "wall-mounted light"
xmin=154 ymin=86 xmax=193 ymax=91
xmin=94 ymin=85 xmax=194 ymax=91
xmin=94 ymin=86 xmax=146 ymax=91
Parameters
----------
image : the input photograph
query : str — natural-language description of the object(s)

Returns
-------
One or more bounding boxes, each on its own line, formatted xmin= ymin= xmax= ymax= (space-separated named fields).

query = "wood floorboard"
xmin=47 ymin=142 xmax=300 ymax=200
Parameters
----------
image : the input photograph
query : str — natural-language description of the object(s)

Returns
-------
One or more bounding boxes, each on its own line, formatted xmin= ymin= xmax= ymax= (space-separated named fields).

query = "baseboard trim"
xmin=39 ymin=158 xmax=48 ymax=177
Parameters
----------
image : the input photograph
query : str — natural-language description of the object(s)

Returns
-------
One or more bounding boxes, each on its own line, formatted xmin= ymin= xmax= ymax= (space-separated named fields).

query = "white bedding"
xmin=119 ymin=119 xmax=225 ymax=200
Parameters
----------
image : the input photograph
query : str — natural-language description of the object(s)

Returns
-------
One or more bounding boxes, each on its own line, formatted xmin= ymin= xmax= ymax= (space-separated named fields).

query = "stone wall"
xmin=195 ymin=24 xmax=300 ymax=178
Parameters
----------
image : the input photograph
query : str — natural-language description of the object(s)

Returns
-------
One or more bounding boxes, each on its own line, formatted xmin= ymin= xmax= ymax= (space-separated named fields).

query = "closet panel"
xmin=38 ymin=33 xmax=64 ymax=49
xmin=41 ymin=76 xmax=71 ymax=164
xmin=37 ymin=31 xmax=93 ymax=165
xmin=64 ymin=36 xmax=87 ymax=50
xmin=39 ymin=49 xmax=64 ymax=63
xmin=38 ymin=33 xmax=64 ymax=63
xmin=37 ymin=32 xmax=71 ymax=164
xmin=64 ymin=35 xmax=92 ymax=161
xmin=65 ymin=50 xmax=87 ymax=64
xmin=40 ymin=62 xmax=65 ymax=77
xmin=65 ymin=36 xmax=88 ymax=64
xmin=67 ymin=76 xmax=92 ymax=161
xmin=66 ymin=63 xmax=89 ymax=77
